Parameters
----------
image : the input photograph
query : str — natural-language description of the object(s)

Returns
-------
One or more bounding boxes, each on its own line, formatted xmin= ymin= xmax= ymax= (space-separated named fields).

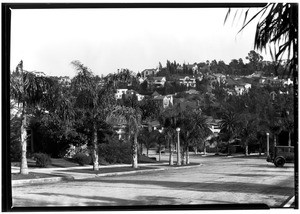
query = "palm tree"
xmin=239 ymin=115 xmax=259 ymax=156
xmin=220 ymin=111 xmax=241 ymax=155
xmin=107 ymin=106 xmax=142 ymax=168
xmin=10 ymin=61 xmax=52 ymax=174
xmin=158 ymin=104 xmax=182 ymax=165
xmin=225 ymin=3 xmax=298 ymax=78
xmin=181 ymin=110 xmax=212 ymax=164
xmin=71 ymin=60 xmax=116 ymax=171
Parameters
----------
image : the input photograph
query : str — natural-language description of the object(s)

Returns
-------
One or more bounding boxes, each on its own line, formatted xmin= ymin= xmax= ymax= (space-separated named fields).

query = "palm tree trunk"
xmin=227 ymin=141 xmax=230 ymax=155
xmin=169 ymin=139 xmax=173 ymax=165
xmin=194 ymin=146 xmax=198 ymax=154
xmin=140 ymin=143 xmax=143 ymax=155
xmin=186 ymin=146 xmax=190 ymax=165
xmin=92 ymin=123 xmax=99 ymax=171
xmin=132 ymin=132 xmax=138 ymax=168
xmin=30 ymin=128 xmax=34 ymax=153
xmin=159 ymin=147 xmax=161 ymax=162
xmin=181 ymin=148 xmax=186 ymax=165
xmin=20 ymin=113 xmax=28 ymax=175
xmin=288 ymin=131 xmax=291 ymax=146
xmin=245 ymin=144 xmax=249 ymax=156
xmin=204 ymin=142 xmax=207 ymax=155
xmin=146 ymin=147 xmax=149 ymax=157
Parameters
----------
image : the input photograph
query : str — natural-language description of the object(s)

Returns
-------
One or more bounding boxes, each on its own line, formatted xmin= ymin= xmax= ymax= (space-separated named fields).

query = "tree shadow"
xmin=13 ymin=192 xmax=179 ymax=206
xmin=74 ymin=178 xmax=294 ymax=196
xmin=239 ymin=164 xmax=294 ymax=169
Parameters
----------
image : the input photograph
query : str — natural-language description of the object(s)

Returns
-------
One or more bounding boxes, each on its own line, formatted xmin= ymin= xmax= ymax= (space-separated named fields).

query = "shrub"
xmin=73 ymin=153 xmax=92 ymax=166
xmin=33 ymin=153 xmax=52 ymax=167
xmin=98 ymin=141 xmax=131 ymax=164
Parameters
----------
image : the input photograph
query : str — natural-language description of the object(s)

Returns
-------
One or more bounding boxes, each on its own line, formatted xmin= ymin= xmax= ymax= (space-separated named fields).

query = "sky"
xmin=10 ymin=6 xmax=272 ymax=78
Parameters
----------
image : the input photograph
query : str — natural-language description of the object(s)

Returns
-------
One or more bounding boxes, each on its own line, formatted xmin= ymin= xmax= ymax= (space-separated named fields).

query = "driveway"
xmin=12 ymin=154 xmax=295 ymax=208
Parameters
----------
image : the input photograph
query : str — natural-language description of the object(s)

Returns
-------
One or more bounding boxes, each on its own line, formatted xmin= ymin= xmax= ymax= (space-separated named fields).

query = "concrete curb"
xmin=12 ymin=163 xmax=202 ymax=185
xmin=12 ymin=176 xmax=74 ymax=187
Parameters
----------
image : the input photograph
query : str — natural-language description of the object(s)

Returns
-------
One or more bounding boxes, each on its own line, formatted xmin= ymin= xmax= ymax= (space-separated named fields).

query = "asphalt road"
xmin=12 ymin=154 xmax=295 ymax=208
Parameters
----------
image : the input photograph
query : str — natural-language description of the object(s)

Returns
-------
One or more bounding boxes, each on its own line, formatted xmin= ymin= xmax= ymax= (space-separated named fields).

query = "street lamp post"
xmin=176 ymin=127 xmax=181 ymax=166
xmin=158 ymin=128 xmax=164 ymax=162
xmin=266 ymin=132 xmax=270 ymax=157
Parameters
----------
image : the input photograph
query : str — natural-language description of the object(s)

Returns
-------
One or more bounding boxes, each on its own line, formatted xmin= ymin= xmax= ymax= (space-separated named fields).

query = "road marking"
xmin=283 ymin=196 xmax=294 ymax=207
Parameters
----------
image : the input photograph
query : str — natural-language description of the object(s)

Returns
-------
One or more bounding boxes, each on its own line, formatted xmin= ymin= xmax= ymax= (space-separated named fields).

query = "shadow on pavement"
xmin=14 ymin=192 xmax=179 ymax=206
xmin=73 ymin=178 xmax=294 ymax=197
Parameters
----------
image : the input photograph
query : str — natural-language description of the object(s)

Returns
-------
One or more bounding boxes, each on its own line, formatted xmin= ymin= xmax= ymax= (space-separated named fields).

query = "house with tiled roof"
xmin=153 ymin=94 xmax=173 ymax=109
xmin=225 ymin=78 xmax=251 ymax=95
xmin=212 ymin=73 xmax=226 ymax=84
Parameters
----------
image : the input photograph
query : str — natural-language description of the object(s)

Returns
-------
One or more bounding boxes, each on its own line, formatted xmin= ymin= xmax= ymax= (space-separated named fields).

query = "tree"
xmin=138 ymin=128 xmax=157 ymax=157
xmin=246 ymin=50 xmax=264 ymax=72
xmin=179 ymin=110 xmax=212 ymax=164
xmin=225 ymin=3 xmax=298 ymax=78
xmin=239 ymin=114 xmax=259 ymax=156
xmin=10 ymin=61 xmax=52 ymax=174
xmin=158 ymin=105 xmax=182 ymax=165
xmin=107 ymin=106 xmax=142 ymax=168
xmin=220 ymin=111 xmax=241 ymax=155
xmin=71 ymin=60 xmax=116 ymax=171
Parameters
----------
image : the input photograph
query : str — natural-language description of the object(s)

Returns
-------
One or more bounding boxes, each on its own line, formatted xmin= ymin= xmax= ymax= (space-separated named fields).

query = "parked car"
xmin=267 ymin=146 xmax=294 ymax=167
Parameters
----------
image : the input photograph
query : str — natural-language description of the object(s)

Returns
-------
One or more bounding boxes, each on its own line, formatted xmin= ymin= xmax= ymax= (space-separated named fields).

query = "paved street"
xmin=12 ymin=154 xmax=295 ymax=208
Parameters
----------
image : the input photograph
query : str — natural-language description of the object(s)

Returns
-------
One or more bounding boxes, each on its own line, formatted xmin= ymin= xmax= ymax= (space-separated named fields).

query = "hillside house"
xmin=225 ymin=78 xmax=251 ymax=95
xmin=259 ymin=77 xmax=283 ymax=87
xmin=234 ymin=83 xmax=251 ymax=95
xmin=153 ymin=94 xmax=173 ymax=108
xmin=212 ymin=73 xmax=226 ymax=84
xmin=178 ymin=76 xmax=197 ymax=87
xmin=149 ymin=76 xmax=166 ymax=88
xmin=283 ymin=78 xmax=293 ymax=86
xmin=206 ymin=116 xmax=221 ymax=134
xmin=187 ymin=63 xmax=199 ymax=74
xmin=115 ymin=88 xmax=128 ymax=99
xmin=141 ymin=68 xmax=158 ymax=78
xmin=115 ymin=88 xmax=144 ymax=101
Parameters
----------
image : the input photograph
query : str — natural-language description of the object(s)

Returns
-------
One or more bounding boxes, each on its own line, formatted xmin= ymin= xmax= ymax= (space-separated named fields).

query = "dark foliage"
xmin=98 ymin=141 xmax=132 ymax=164
xmin=32 ymin=153 xmax=52 ymax=167
xmin=73 ymin=153 xmax=92 ymax=166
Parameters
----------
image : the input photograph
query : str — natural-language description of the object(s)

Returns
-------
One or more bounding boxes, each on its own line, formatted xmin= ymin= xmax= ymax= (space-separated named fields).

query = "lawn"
xmin=12 ymin=172 xmax=57 ymax=180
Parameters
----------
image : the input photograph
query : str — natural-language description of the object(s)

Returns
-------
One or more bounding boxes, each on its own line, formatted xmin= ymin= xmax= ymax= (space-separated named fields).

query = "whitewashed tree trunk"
xmin=194 ymin=146 xmax=198 ymax=154
xmin=92 ymin=123 xmax=99 ymax=171
xmin=132 ymin=132 xmax=138 ymax=168
xmin=20 ymin=113 xmax=28 ymax=175
xmin=245 ymin=144 xmax=249 ymax=156
xmin=186 ymin=147 xmax=190 ymax=165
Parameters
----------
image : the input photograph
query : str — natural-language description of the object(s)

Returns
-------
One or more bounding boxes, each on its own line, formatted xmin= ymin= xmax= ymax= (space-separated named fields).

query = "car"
xmin=267 ymin=146 xmax=294 ymax=167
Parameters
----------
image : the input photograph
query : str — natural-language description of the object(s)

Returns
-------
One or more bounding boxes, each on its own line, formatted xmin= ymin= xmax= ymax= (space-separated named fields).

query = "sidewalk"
xmin=12 ymin=162 xmax=202 ymax=186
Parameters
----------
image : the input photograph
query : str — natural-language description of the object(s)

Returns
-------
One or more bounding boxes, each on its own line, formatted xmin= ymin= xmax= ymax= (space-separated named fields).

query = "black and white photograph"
xmin=3 ymin=1 xmax=298 ymax=211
